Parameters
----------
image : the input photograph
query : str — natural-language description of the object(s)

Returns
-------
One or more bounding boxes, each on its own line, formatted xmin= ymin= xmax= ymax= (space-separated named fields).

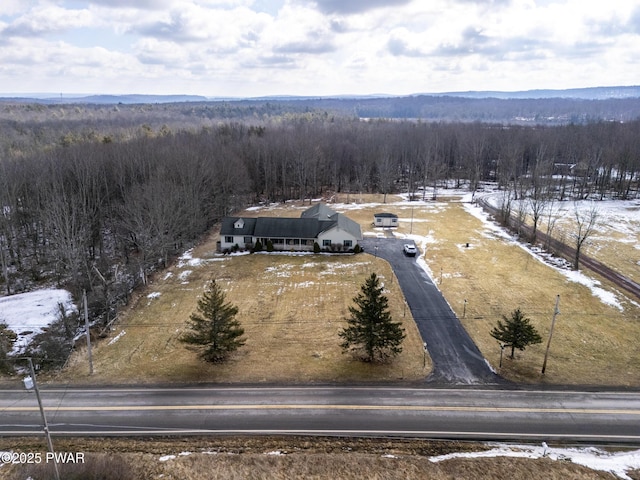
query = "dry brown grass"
xmin=56 ymin=194 xmax=640 ymax=386
xmin=58 ymin=204 xmax=427 ymax=384
xmin=313 ymin=195 xmax=640 ymax=386
xmin=0 ymin=437 xmax=618 ymax=480
xmin=418 ymin=201 xmax=640 ymax=386
xmin=513 ymin=201 xmax=640 ymax=284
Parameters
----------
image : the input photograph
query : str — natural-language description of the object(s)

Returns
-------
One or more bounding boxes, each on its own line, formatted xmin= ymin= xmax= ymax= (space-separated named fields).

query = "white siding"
xmin=318 ymin=227 xmax=358 ymax=250
xmin=221 ymin=235 xmax=250 ymax=250
xmin=375 ymin=216 xmax=398 ymax=227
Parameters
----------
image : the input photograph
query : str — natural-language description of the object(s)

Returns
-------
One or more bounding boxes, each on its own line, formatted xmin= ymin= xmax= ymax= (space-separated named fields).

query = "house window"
xmin=244 ymin=237 xmax=253 ymax=244
xmin=322 ymin=239 xmax=331 ymax=247
xmin=343 ymin=240 xmax=353 ymax=248
xmin=271 ymin=238 xmax=284 ymax=244
xmin=300 ymin=239 xmax=308 ymax=245
xmin=392 ymin=218 xmax=398 ymax=224
xmin=376 ymin=218 xmax=382 ymax=224
xmin=293 ymin=239 xmax=300 ymax=245
xmin=224 ymin=236 xmax=233 ymax=243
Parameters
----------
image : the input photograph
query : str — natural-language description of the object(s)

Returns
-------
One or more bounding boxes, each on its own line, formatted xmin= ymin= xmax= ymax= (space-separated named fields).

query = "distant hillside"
xmin=1 ymin=86 xmax=639 ymax=124
xmin=433 ymin=85 xmax=640 ymax=100
xmin=0 ymin=94 xmax=208 ymax=104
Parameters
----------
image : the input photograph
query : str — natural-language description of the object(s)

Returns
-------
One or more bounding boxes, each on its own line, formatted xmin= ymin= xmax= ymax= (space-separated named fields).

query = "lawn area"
xmin=416 ymin=200 xmax=639 ymax=385
xmin=484 ymin=192 xmax=640 ymax=284
xmin=60 ymin=214 xmax=428 ymax=384
xmin=60 ymin=193 xmax=640 ymax=386
xmin=325 ymin=193 xmax=640 ymax=386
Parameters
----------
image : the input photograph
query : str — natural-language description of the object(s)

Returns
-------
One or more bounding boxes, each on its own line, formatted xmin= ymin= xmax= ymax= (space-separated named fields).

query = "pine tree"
xmin=339 ymin=273 xmax=406 ymax=363
xmin=181 ymin=279 xmax=245 ymax=363
xmin=490 ymin=308 xmax=542 ymax=359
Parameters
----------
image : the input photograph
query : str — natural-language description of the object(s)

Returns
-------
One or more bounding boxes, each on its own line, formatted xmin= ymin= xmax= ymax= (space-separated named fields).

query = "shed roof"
xmin=374 ymin=212 xmax=398 ymax=218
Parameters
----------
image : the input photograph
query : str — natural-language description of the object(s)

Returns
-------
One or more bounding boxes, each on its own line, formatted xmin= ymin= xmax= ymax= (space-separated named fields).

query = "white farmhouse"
xmin=219 ymin=204 xmax=362 ymax=252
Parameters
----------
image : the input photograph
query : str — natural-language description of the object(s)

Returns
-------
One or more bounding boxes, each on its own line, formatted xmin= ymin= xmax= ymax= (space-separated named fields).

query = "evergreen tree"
xmin=339 ymin=273 xmax=405 ymax=362
xmin=490 ymin=308 xmax=542 ymax=359
xmin=181 ymin=279 xmax=245 ymax=363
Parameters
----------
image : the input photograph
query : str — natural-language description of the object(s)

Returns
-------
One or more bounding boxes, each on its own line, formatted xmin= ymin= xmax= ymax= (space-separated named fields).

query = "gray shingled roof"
xmin=374 ymin=212 xmax=398 ymax=218
xmin=301 ymin=203 xmax=337 ymax=220
xmin=220 ymin=204 xmax=362 ymax=240
xmin=220 ymin=217 xmax=257 ymax=236
xmin=254 ymin=217 xmax=328 ymax=238
xmin=335 ymin=213 xmax=363 ymax=240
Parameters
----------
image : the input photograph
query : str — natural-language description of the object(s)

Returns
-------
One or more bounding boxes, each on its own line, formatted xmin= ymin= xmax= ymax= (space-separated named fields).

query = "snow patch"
xmin=147 ymin=292 xmax=161 ymax=299
xmin=107 ymin=330 xmax=126 ymax=346
xmin=429 ymin=444 xmax=640 ymax=480
xmin=0 ymin=289 xmax=76 ymax=354
xmin=158 ymin=455 xmax=175 ymax=462
xmin=464 ymin=200 xmax=625 ymax=310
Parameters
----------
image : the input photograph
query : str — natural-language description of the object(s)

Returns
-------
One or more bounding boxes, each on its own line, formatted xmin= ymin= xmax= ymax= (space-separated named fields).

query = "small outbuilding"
xmin=373 ymin=212 xmax=399 ymax=228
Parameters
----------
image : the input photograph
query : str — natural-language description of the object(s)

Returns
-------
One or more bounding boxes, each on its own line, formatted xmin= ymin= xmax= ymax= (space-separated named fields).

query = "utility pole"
xmin=541 ymin=295 xmax=560 ymax=375
xmin=83 ymin=290 xmax=93 ymax=375
xmin=410 ymin=206 xmax=414 ymax=234
xmin=25 ymin=358 xmax=61 ymax=480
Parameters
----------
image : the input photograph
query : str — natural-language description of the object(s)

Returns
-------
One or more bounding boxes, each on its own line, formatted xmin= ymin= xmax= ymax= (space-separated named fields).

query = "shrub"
xmin=254 ymin=240 xmax=263 ymax=252
xmin=313 ymin=242 xmax=321 ymax=254
xmin=266 ymin=240 xmax=274 ymax=252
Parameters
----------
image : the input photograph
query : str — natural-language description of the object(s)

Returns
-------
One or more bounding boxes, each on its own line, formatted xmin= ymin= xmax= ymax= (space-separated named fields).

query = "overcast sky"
xmin=0 ymin=0 xmax=638 ymax=97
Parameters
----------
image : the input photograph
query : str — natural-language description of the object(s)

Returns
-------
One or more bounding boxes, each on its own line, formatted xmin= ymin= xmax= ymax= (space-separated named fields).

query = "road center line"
xmin=4 ymin=404 xmax=640 ymax=415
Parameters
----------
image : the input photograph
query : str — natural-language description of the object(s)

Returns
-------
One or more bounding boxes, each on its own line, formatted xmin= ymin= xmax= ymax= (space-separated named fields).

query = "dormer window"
xmin=234 ymin=218 xmax=245 ymax=229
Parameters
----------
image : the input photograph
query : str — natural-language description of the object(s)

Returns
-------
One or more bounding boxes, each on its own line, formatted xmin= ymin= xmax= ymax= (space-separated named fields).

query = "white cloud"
xmin=1 ymin=5 xmax=94 ymax=37
xmin=0 ymin=0 xmax=638 ymax=96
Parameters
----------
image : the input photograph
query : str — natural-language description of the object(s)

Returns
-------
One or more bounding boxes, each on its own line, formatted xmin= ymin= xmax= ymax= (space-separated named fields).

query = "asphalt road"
xmin=2 ymin=386 xmax=639 ymax=443
xmin=360 ymin=237 xmax=502 ymax=385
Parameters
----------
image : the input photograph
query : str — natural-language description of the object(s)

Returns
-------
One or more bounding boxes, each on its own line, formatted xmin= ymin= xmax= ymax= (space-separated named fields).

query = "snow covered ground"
xmin=245 ymin=191 xmax=634 ymax=310
xmin=463 ymin=200 xmax=627 ymax=310
xmin=0 ymin=289 xmax=76 ymax=354
xmin=148 ymin=444 xmax=640 ymax=479
xmin=430 ymin=443 xmax=640 ymax=480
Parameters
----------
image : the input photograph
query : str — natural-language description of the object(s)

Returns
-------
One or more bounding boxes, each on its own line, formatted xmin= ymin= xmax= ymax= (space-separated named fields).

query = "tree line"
xmin=1 ymin=107 xmax=639 ymax=366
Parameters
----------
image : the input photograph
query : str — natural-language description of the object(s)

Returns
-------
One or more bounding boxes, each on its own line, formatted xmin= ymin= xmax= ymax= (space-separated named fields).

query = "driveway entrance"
xmin=361 ymin=238 xmax=505 ymax=385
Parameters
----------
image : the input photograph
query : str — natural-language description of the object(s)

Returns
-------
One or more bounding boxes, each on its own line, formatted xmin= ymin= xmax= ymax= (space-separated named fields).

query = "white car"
xmin=403 ymin=244 xmax=417 ymax=256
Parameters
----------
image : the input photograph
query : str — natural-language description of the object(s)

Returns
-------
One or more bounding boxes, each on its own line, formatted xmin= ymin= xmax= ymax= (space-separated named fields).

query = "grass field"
xmin=58 ymin=193 xmax=640 ymax=386
xmin=403 ymin=199 xmax=638 ymax=385
xmin=324 ymin=194 xmax=640 ymax=386
xmin=60 ymin=216 xmax=428 ymax=384
xmin=1 ymin=437 xmax=630 ymax=480
xmin=485 ymin=192 xmax=640 ymax=284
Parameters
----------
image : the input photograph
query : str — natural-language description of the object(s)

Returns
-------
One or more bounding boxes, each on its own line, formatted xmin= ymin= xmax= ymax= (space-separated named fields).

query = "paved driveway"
xmin=361 ymin=237 xmax=505 ymax=385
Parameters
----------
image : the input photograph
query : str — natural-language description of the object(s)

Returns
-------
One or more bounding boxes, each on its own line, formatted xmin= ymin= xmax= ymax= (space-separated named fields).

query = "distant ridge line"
xmin=0 ymin=86 xmax=639 ymax=104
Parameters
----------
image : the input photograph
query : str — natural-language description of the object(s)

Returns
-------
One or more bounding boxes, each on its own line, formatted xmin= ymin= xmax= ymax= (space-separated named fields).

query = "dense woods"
xmin=1 ymin=98 xmax=639 ymax=366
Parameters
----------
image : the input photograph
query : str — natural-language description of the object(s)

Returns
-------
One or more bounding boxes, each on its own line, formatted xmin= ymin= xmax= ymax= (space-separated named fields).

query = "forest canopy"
xmin=0 ymin=97 xmax=639 ymax=352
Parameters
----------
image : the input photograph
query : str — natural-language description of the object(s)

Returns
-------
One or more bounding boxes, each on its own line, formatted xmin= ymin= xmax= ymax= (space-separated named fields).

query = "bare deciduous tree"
xmin=571 ymin=201 xmax=599 ymax=270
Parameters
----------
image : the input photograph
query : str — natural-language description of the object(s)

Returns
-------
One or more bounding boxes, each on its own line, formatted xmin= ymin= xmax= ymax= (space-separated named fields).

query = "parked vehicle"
xmin=403 ymin=244 xmax=417 ymax=256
